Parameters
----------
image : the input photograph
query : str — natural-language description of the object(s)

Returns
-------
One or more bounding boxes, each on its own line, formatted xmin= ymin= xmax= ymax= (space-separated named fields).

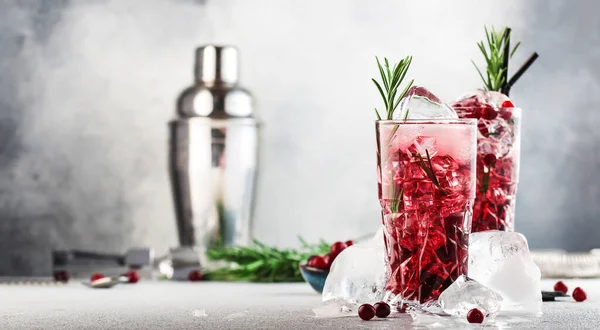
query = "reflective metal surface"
xmin=170 ymin=45 xmax=259 ymax=249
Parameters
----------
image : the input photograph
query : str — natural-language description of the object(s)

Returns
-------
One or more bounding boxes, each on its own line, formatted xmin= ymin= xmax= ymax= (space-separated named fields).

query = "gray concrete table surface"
xmin=0 ymin=279 xmax=599 ymax=329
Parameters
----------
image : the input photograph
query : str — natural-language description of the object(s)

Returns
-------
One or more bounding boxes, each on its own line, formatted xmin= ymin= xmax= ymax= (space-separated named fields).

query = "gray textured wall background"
xmin=0 ymin=0 xmax=598 ymax=275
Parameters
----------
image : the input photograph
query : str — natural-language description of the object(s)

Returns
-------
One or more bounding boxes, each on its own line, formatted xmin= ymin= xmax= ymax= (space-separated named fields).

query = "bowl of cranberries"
xmin=299 ymin=240 xmax=353 ymax=293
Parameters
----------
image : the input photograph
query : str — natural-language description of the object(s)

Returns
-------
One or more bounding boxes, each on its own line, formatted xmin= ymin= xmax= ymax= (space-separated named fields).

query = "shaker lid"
xmin=195 ymin=45 xmax=239 ymax=86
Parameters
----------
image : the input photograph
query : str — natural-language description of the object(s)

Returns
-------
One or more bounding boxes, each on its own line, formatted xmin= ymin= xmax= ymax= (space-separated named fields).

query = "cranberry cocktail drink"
xmin=376 ymin=119 xmax=477 ymax=303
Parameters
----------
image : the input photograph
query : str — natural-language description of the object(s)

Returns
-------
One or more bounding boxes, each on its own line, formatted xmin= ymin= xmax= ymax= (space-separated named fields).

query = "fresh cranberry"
xmin=122 ymin=270 xmax=140 ymax=283
xmin=323 ymin=253 xmax=333 ymax=269
xmin=483 ymin=154 xmax=497 ymax=167
xmin=53 ymin=270 xmax=70 ymax=283
xmin=345 ymin=240 xmax=354 ymax=247
xmin=358 ymin=304 xmax=375 ymax=321
xmin=499 ymin=108 xmax=513 ymax=120
xmin=188 ymin=270 xmax=203 ymax=282
xmin=478 ymin=122 xmax=489 ymax=136
xmin=573 ymin=287 xmax=587 ymax=302
xmin=330 ymin=241 xmax=347 ymax=258
xmin=90 ymin=273 xmax=104 ymax=282
xmin=373 ymin=302 xmax=391 ymax=318
xmin=554 ymin=281 xmax=568 ymax=294
xmin=501 ymin=100 xmax=515 ymax=108
xmin=482 ymin=106 xmax=498 ymax=120
xmin=307 ymin=255 xmax=328 ymax=270
xmin=467 ymin=308 xmax=484 ymax=323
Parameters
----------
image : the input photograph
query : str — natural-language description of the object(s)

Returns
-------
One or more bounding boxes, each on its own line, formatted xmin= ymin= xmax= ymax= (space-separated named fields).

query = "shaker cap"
xmin=195 ymin=45 xmax=239 ymax=86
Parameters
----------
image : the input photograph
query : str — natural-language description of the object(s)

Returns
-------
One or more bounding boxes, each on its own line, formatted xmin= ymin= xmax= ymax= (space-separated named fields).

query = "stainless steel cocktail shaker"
xmin=169 ymin=45 xmax=258 ymax=250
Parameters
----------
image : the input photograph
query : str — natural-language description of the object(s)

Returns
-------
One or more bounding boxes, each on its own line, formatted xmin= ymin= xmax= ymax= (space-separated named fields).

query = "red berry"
xmin=53 ymin=271 xmax=70 ymax=283
xmin=345 ymin=240 xmax=354 ymax=247
xmin=554 ymin=281 xmax=568 ymax=294
xmin=501 ymin=100 xmax=515 ymax=108
xmin=307 ymin=256 xmax=328 ymax=270
xmin=123 ymin=270 xmax=140 ymax=283
xmin=573 ymin=287 xmax=587 ymax=302
xmin=358 ymin=304 xmax=375 ymax=321
xmin=477 ymin=122 xmax=489 ymax=136
xmin=483 ymin=154 xmax=497 ymax=167
xmin=188 ymin=270 xmax=203 ymax=282
xmin=467 ymin=308 xmax=484 ymax=324
xmin=499 ymin=108 xmax=513 ymax=120
xmin=330 ymin=241 xmax=347 ymax=257
xmin=482 ymin=106 xmax=498 ymax=120
xmin=90 ymin=273 xmax=104 ymax=282
xmin=373 ymin=302 xmax=391 ymax=318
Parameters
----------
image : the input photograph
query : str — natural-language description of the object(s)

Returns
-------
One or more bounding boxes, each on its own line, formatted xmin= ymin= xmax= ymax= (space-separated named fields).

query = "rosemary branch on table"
xmin=204 ymin=238 xmax=330 ymax=282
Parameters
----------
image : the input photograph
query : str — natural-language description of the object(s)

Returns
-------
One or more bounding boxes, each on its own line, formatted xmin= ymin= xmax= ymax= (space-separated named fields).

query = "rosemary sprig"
xmin=372 ymin=56 xmax=414 ymax=120
xmin=415 ymin=149 xmax=440 ymax=188
xmin=204 ymin=237 xmax=330 ymax=282
xmin=472 ymin=26 xmax=520 ymax=93
xmin=472 ymin=25 xmax=538 ymax=96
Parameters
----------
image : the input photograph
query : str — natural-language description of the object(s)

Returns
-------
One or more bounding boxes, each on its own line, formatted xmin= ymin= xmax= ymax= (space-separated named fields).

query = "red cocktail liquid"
xmin=452 ymin=93 xmax=520 ymax=232
xmin=376 ymin=120 xmax=476 ymax=303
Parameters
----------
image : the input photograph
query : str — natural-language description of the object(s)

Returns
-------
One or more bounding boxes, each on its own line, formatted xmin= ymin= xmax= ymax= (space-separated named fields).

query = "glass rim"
xmin=375 ymin=118 xmax=477 ymax=125
xmin=452 ymin=106 xmax=523 ymax=111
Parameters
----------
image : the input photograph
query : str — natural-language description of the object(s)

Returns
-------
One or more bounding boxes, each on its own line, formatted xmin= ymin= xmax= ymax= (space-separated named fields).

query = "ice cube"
xmin=321 ymin=229 xmax=387 ymax=305
xmin=468 ymin=231 xmax=542 ymax=315
xmin=438 ymin=275 xmax=503 ymax=317
xmin=396 ymin=86 xmax=458 ymax=120
xmin=453 ymin=89 xmax=511 ymax=109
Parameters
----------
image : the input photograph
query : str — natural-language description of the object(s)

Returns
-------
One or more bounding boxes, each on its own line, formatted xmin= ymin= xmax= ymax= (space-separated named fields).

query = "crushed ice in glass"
xmin=438 ymin=275 xmax=503 ymax=318
xmin=396 ymin=86 xmax=458 ymax=120
xmin=321 ymin=229 xmax=387 ymax=306
xmin=469 ymin=231 xmax=542 ymax=315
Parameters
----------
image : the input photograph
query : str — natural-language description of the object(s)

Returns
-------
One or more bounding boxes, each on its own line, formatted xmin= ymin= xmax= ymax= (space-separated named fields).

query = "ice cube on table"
xmin=468 ymin=231 xmax=542 ymax=315
xmin=395 ymin=86 xmax=458 ymax=120
xmin=321 ymin=229 xmax=387 ymax=305
xmin=438 ymin=275 xmax=503 ymax=318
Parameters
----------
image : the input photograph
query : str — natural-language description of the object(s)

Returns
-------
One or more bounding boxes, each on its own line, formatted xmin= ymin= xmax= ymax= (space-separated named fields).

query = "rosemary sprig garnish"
xmin=415 ymin=149 xmax=440 ymax=188
xmin=204 ymin=238 xmax=330 ymax=282
xmin=473 ymin=26 xmax=538 ymax=96
xmin=372 ymin=56 xmax=414 ymax=120
xmin=473 ymin=26 xmax=520 ymax=93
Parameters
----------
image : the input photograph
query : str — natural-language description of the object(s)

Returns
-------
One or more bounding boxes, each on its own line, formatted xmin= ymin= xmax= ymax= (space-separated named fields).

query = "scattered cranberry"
xmin=483 ymin=154 xmax=497 ymax=167
xmin=358 ymin=304 xmax=376 ymax=321
xmin=373 ymin=301 xmax=391 ymax=318
xmin=501 ymin=100 xmax=515 ymax=108
xmin=90 ymin=273 xmax=104 ymax=282
xmin=554 ymin=281 xmax=568 ymax=294
xmin=345 ymin=240 xmax=354 ymax=247
xmin=122 ymin=270 xmax=140 ymax=283
xmin=573 ymin=287 xmax=587 ymax=302
xmin=53 ymin=270 xmax=70 ymax=283
xmin=467 ymin=308 xmax=484 ymax=324
xmin=188 ymin=270 xmax=203 ymax=282
xmin=307 ymin=255 xmax=328 ymax=270
xmin=330 ymin=241 xmax=347 ymax=258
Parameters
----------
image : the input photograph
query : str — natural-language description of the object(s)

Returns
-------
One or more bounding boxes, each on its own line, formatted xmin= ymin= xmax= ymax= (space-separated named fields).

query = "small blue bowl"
xmin=299 ymin=264 xmax=329 ymax=293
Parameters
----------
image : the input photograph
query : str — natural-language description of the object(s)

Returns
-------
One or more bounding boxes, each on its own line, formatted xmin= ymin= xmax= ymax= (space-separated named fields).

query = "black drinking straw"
xmin=504 ymin=52 xmax=539 ymax=96
xmin=500 ymin=28 xmax=511 ymax=95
